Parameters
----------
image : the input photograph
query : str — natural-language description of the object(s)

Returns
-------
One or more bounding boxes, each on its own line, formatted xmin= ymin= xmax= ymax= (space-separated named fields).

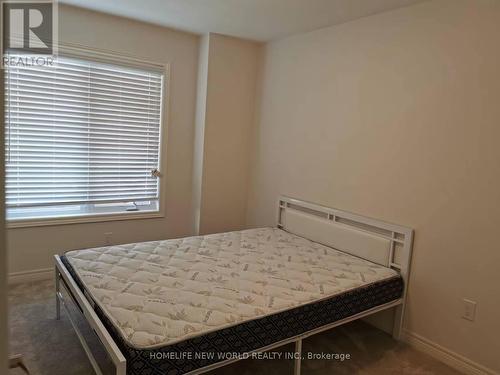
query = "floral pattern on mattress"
xmin=64 ymin=227 xmax=398 ymax=349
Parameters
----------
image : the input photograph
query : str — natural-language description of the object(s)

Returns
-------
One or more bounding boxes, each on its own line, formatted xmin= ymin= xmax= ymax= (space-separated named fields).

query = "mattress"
xmin=62 ymin=227 xmax=403 ymax=375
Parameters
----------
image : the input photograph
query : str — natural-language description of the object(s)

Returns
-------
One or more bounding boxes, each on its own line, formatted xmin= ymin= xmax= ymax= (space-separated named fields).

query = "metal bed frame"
xmin=54 ymin=196 xmax=414 ymax=375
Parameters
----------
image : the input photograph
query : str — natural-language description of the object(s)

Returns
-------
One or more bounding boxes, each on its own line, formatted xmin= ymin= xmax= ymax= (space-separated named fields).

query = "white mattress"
xmin=65 ymin=227 xmax=399 ymax=350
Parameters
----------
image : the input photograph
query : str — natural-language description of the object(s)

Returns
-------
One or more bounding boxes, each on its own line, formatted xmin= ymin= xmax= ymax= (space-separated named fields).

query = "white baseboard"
xmin=403 ymin=330 xmax=498 ymax=375
xmin=8 ymin=268 xmax=53 ymax=285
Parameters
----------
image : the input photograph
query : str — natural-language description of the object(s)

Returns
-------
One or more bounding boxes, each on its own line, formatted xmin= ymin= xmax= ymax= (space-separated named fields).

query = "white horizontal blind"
xmin=5 ymin=55 xmax=163 ymax=210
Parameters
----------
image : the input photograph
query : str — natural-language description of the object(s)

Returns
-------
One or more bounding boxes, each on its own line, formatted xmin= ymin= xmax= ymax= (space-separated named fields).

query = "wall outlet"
xmin=104 ymin=232 xmax=113 ymax=245
xmin=462 ymin=299 xmax=477 ymax=321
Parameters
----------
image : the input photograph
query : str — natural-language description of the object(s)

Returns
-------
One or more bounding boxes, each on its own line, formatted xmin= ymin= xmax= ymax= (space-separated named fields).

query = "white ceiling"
xmin=60 ymin=0 xmax=427 ymax=42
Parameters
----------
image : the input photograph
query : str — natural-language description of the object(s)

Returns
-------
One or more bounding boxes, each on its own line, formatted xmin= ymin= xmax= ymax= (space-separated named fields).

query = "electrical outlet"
xmin=462 ymin=299 xmax=477 ymax=321
xmin=104 ymin=232 xmax=113 ymax=245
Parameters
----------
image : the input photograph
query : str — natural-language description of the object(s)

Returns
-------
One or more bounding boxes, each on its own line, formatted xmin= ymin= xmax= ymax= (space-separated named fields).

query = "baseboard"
xmin=403 ymin=330 xmax=498 ymax=375
xmin=8 ymin=268 xmax=53 ymax=285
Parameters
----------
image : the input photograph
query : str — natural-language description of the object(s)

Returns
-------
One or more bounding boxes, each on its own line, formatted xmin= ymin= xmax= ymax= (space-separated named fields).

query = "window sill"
xmin=7 ymin=210 xmax=164 ymax=229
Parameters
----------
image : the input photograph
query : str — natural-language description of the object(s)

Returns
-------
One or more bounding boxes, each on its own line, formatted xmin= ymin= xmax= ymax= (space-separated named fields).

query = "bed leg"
xmin=294 ymin=339 xmax=302 ymax=375
xmin=392 ymin=305 xmax=404 ymax=340
xmin=55 ymin=267 xmax=61 ymax=321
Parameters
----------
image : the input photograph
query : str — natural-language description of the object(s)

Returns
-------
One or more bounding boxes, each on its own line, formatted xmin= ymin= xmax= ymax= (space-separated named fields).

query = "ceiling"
xmin=60 ymin=0 xmax=427 ymax=42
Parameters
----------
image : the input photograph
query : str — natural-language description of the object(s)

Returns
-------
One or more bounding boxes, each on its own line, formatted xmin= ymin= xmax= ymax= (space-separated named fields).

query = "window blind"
xmin=5 ymin=55 xmax=163 ymax=216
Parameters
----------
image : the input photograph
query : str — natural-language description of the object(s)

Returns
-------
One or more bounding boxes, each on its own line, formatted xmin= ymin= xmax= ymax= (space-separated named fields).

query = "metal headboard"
xmin=276 ymin=195 xmax=414 ymax=338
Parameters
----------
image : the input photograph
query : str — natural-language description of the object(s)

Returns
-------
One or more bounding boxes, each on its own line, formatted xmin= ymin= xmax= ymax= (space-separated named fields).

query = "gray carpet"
xmin=9 ymin=280 xmax=460 ymax=375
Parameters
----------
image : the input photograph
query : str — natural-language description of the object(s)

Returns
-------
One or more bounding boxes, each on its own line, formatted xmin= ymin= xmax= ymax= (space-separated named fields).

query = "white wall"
xmin=7 ymin=5 xmax=200 ymax=276
xmin=247 ymin=0 xmax=500 ymax=372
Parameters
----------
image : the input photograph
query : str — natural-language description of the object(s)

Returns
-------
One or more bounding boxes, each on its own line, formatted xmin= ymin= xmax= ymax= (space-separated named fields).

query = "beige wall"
xmin=7 ymin=5 xmax=200 ymax=275
xmin=247 ymin=0 xmax=500 ymax=372
xmin=194 ymin=34 xmax=261 ymax=234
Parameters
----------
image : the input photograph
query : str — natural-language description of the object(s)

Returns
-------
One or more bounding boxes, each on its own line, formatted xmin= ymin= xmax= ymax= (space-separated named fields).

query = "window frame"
xmin=5 ymin=44 xmax=170 ymax=229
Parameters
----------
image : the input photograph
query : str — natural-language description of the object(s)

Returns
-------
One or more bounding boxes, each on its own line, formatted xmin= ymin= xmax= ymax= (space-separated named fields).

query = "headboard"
xmin=277 ymin=196 xmax=413 ymax=273
xmin=277 ymin=196 xmax=414 ymax=338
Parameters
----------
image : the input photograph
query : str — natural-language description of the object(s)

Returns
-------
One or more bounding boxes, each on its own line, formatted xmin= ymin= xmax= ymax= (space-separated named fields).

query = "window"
xmin=4 ymin=54 xmax=164 ymax=224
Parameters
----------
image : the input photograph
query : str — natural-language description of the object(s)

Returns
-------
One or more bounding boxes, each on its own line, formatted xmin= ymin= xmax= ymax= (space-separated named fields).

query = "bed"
xmin=54 ymin=196 xmax=414 ymax=375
